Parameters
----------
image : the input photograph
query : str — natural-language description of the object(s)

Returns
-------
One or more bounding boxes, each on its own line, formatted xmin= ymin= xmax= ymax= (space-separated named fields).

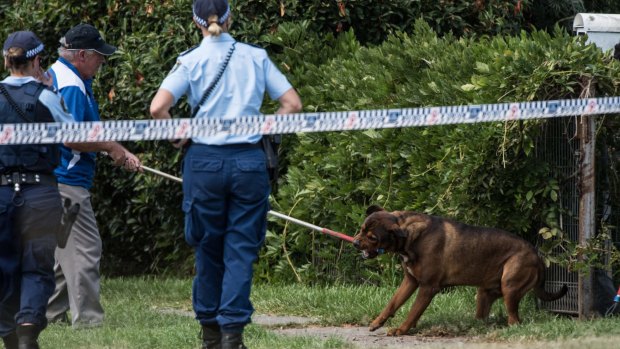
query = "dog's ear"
xmin=406 ymin=221 xmax=428 ymax=242
xmin=366 ymin=205 xmax=385 ymax=216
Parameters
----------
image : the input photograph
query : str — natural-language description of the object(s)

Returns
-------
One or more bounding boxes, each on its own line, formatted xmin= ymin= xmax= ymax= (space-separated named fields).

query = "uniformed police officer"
xmin=0 ymin=30 xmax=74 ymax=349
xmin=150 ymin=1 xmax=302 ymax=348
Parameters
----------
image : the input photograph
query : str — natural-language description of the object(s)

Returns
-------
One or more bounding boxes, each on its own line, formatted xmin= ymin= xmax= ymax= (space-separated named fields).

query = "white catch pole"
xmin=140 ymin=165 xmax=354 ymax=242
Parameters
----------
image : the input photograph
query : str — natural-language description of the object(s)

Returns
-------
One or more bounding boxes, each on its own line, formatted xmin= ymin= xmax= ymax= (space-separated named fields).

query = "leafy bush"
xmin=263 ymin=22 xmax=620 ymax=284
xmin=1 ymin=1 xmax=619 ymax=281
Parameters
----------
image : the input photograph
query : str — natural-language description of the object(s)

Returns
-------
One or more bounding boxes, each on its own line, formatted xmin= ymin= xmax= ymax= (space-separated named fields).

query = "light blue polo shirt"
xmin=159 ymin=33 xmax=293 ymax=145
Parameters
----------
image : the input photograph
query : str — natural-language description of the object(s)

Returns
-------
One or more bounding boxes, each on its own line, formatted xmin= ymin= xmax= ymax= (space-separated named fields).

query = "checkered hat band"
xmin=193 ymin=5 xmax=230 ymax=26
xmin=26 ymin=43 xmax=44 ymax=58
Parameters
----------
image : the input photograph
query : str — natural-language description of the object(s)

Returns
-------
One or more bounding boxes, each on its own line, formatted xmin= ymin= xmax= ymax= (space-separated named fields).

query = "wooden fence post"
xmin=577 ymin=79 xmax=596 ymax=319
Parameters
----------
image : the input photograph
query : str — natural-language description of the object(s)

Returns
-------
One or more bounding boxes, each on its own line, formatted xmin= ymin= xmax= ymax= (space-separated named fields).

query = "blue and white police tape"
xmin=1 ymin=96 xmax=619 ymax=145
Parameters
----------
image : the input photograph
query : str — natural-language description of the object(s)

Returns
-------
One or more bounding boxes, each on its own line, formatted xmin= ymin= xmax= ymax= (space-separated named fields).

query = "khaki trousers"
xmin=46 ymin=183 xmax=104 ymax=328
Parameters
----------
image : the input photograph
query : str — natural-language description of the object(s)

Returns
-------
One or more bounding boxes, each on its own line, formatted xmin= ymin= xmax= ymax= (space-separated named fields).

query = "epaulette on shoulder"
xmin=179 ymin=45 xmax=199 ymax=57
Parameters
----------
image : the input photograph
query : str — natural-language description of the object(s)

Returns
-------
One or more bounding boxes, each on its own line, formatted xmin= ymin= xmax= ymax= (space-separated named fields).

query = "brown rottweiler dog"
xmin=353 ymin=205 xmax=568 ymax=336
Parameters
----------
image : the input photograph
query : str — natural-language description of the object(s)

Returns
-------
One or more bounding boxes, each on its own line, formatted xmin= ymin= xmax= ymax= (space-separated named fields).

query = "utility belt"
xmin=192 ymin=142 xmax=262 ymax=150
xmin=0 ymin=172 xmax=57 ymax=191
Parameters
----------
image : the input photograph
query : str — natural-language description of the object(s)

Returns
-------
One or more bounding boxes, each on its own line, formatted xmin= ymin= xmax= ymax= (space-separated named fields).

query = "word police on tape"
xmin=1 ymin=97 xmax=619 ymax=145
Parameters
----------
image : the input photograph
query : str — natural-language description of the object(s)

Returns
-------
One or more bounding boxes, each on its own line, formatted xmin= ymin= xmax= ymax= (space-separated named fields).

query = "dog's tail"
xmin=534 ymin=263 xmax=568 ymax=302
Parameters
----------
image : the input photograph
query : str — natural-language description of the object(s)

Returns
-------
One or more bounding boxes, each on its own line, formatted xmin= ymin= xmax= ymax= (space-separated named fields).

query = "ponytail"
xmin=4 ymin=47 xmax=32 ymax=70
xmin=207 ymin=15 xmax=224 ymax=36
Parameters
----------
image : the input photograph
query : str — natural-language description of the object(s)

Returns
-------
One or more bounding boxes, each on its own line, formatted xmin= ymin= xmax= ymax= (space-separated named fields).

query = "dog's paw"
xmin=386 ymin=328 xmax=407 ymax=336
xmin=369 ymin=322 xmax=383 ymax=332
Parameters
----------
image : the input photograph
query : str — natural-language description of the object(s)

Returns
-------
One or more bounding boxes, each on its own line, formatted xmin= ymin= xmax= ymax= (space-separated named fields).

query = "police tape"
xmin=1 ymin=96 xmax=619 ymax=145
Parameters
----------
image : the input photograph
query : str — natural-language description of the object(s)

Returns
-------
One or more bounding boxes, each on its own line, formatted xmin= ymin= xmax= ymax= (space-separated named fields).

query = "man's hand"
xmin=121 ymin=151 xmax=142 ymax=172
xmin=107 ymin=146 xmax=142 ymax=172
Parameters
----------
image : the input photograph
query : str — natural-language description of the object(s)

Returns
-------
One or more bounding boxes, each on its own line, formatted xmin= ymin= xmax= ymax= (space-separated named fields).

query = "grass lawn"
xmin=38 ymin=277 xmax=620 ymax=348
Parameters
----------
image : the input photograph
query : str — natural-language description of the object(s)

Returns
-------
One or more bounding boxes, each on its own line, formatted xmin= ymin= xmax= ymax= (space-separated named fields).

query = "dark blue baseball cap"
xmin=193 ymin=0 xmax=230 ymax=27
xmin=3 ymin=31 xmax=44 ymax=59
xmin=61 ymin=23 xmax=117 ymax=55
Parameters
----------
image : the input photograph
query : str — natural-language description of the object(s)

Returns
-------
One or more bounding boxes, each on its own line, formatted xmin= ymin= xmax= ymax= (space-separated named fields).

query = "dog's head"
xmin=353 ymin=205 xmax=407 ymax=259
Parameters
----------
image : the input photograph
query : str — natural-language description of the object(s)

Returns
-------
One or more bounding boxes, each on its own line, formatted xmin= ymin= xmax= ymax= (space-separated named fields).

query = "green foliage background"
xmin=1 ymin=0 xmax=619 ymax=282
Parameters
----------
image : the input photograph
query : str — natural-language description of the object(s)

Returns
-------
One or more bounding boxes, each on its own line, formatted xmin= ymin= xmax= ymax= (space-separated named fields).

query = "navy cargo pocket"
xmin=182 ymin=199 xmax=200 ymax=247
xmin=191 ymin=157 xmax=222 ymax=172
xmin=234 ymin=159 xmax=269 ymax=201
xmin=236 ymin=159 xmax=265 ymax=172
xmin=23 ymin=234 xmax=56 ymax=274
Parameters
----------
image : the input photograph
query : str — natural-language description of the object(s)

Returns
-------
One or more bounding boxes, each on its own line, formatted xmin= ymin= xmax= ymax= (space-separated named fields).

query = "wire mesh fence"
xmin=535 ymin=116 xmax=620 ymax=315
xmin=535 ymin=117 xmax=580 ymax=314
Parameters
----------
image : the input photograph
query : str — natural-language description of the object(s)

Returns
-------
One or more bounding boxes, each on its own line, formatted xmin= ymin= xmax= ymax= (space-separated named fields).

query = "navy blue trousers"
xmin=182 ymin=143 xmax=269 ymax=333
xmin=0 ymin=184 xmax=61 ymax=336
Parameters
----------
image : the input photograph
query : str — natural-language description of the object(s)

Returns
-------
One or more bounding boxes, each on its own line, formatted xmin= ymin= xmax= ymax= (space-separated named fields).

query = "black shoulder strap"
xmin=0 ymin=82 xmax=33 ymax=122
xmin=191 ymin=42 xmax=237 ymax=118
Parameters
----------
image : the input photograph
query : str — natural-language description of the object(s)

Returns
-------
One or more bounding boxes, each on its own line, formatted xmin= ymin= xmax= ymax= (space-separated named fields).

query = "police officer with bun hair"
xmin=150 ymin=0 xmax=302 ymax=348
xmin=0 ymin=30 xmax=74 ymax=349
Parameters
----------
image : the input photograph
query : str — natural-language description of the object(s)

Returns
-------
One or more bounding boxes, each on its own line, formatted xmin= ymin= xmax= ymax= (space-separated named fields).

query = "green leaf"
xmin=550 ymin=190 xmax=558 ymax=202
xmin=475 ymin=62 xmax=490 ymax=73
xmin=526 ymin=191 xmax=533 ymax=201
xmin=461 ymin=83 xmax=477 ymax=91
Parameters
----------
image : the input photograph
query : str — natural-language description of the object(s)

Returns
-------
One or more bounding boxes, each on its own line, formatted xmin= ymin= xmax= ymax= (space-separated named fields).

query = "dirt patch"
xmin=273 ymin=325 xmax=472 ymax=349
xmin=273 ymin=326 xmax=620 ymax=349
xmin=153 ymin=308 xmax=619 ymax=349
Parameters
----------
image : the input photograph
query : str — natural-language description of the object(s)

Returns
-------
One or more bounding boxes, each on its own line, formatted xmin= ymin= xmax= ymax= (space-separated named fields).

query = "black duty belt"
xmin=0 ymin=172 xmax=57 ymax=187
xmin=194 ymin=143 xmax=262 ymax=150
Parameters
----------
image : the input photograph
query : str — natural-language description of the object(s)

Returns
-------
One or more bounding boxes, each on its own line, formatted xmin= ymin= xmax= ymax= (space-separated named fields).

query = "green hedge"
xmin=264 ymin=22 xmax=620 ymax=284
xmin=1 ymin=1 xmax=619 ymax=281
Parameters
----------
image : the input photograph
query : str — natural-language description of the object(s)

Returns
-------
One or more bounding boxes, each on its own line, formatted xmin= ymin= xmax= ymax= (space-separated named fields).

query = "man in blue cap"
xmin=45 ymin=23 xmax=142 ymax=329
xmin=150 ymin=0 xmax=302 ymax=348
xmin=0 ymin=30 xmax=74 ymax=349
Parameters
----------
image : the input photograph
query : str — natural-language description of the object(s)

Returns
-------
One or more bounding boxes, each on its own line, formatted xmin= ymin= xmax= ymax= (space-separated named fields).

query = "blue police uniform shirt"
xmin=48 ymin=57 xmax=100 ymax=189
xmin=159 ymin=33 xmax=293 ymax=145
xmin=0 ymin=76 xmax=74 ymax=124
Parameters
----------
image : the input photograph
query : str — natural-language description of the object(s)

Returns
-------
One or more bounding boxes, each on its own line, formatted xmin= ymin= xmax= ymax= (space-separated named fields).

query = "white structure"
xmin=573 ymin=13 xmax=620 ymax=52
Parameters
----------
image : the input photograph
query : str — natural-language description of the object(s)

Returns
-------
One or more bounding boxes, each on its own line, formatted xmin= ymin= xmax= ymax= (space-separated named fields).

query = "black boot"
xmin=221 ymin=332 xmax=247 ymax=349
xmin=16 ymin=325 xmax=40 ymax=349
xmin=201 ymin=324 xmax=221 ymax=349
xmin=2 ymin=331 xmax=18 ymax=349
